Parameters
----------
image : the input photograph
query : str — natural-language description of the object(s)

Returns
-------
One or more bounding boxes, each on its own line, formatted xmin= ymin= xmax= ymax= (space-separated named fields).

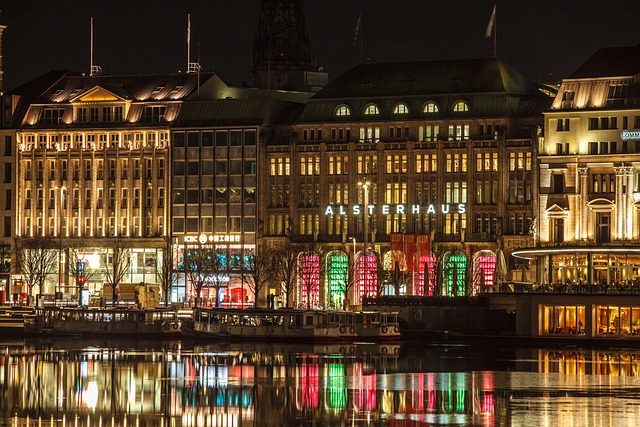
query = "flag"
xmin=353 ymin=13 xmax=362 ymax=45
xmin=485 ymin=4 xmax=496 ymax=39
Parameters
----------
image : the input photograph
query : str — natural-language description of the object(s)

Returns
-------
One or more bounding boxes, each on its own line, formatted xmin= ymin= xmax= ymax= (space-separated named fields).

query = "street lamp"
xmin=358 ymin=181 xmax=371 ymax=303
xmin=56 ymin=186 xmax=66 ymax=303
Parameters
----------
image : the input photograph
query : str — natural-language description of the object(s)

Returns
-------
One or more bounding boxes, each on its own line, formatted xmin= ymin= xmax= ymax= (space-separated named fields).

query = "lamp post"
xmin=56 ymin=186 xmax=66 ymax=304
xmin=358 ymin=180 xmax=371 ymax=301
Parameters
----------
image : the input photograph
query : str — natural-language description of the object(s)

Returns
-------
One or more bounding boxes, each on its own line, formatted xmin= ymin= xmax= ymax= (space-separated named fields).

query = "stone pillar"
xmin=613 ymin=165 xmax=626 ymax=240
xmin=627 ymin=171 xmax=634 ymax=239
xmin=578 ymin=167 xmax=588 ymax=241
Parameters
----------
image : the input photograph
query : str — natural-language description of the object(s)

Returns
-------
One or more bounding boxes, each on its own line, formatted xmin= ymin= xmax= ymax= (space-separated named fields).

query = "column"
xmin=577 ymin=167 xmax=588 ymax=240
xmin=613 ymin=165 xmax=626 ymax=240
xmin=626 ymin=169 xmax=634 ymax=239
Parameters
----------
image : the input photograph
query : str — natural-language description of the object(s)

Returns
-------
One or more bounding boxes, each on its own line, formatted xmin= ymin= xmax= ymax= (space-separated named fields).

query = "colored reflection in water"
xmin=1 ymin=341 xmax=640 ymax=426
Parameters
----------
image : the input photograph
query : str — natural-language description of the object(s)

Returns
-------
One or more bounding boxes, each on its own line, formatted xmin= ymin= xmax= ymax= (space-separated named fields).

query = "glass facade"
xmin=542 ymin=305 xmax=586 ymax=335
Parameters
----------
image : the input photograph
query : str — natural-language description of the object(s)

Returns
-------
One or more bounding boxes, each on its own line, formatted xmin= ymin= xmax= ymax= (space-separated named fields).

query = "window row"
xmin=173 ymin=217 xmax=255 ymax=233
xmin=24 ymin=158 xmax=165 ymax=181
xmin=334 ymin=100 xmax=469 ymax=117
xmin=172 ymin=188 xmax=255 ymax=205
xmin=20 ymin=131 xmax=169 ymax=152
xmin=172 ymin=130 xmax=256 ymax=147
xmin=22 ymin=215 xmax=164 ymax=238
xmin=174 ymin=159 xmax=256 ymax=176
xmin=23 ymin=187 xmax=165 ymax=210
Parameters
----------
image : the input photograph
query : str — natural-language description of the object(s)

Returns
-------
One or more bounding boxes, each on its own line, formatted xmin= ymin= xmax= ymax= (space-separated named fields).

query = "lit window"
xmin=364 ymin=104 xmax=380 ymax=115
xmin=393 ymin=103 xmax=409 ymax=114
xmin=423 ymin=101 xmax=439 ymax=113
xmin=335 ymin=105 xmax=351 ymax=116
xmin=453 ymin=100 xmax=469 ymax=112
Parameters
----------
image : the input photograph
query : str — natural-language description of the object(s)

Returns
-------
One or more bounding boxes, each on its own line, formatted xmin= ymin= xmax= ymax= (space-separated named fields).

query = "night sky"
xmin=1 ymin=0 xmax=639 ymax=92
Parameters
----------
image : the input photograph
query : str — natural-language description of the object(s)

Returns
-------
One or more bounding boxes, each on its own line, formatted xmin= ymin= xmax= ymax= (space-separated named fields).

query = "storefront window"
xmin=542 ymin=305 xmax=585 ymax=335
xmin=443 ymin=252 xmax=467 ymax=297
xmin=596 ymin=306 xmax=640 ymax=336
xmin=473 ymin=251 xmax=496 ymax=293
xmin=298 ymin=253 xmax=320 ymax=309
xmin=357 ymin=252 xmax=378 ymax=302
xmin=326 ymin=251 xmax=348 ymax=309
xmin=414 ymin=254 xmax=436 ymax=296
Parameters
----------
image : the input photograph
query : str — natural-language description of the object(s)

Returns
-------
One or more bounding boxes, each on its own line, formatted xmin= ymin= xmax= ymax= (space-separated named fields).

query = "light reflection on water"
xmin=0 ymin=339 xmax=640 ymax=426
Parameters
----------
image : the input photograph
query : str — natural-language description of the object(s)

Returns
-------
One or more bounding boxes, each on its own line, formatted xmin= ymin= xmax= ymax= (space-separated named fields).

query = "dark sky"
xmin=1 ymin=0 xmax=639 ymax=92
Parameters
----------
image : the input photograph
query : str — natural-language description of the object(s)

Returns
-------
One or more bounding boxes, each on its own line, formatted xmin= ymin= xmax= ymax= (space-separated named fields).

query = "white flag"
xmin=353 ymin=13 xmax=362 ymax=45
xmin=485 ymin=4 xmax=496 ymax=39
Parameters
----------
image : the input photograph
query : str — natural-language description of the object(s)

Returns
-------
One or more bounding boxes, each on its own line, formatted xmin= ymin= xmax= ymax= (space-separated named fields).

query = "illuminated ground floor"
xmin=516 ymin=294 xmax=640 ymax=339
xmin=511 ymin=246 xmax=640 ymax=286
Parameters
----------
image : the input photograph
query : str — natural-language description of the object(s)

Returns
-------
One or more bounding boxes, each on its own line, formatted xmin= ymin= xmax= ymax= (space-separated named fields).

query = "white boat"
xmin=330 ymin=311 xmax=401 ymax=341
xmin=190 ymin=308 xmax=338 ymax=342
xmin=189 ymin=308 xmax=401 ymax=342
xmin=24 ymin=306 xmax=182 ymax=337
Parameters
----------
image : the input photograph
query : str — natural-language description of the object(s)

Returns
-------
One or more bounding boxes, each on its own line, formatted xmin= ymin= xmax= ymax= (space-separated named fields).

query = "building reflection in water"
xmin=2 ymin=341 xmax=640 ymax=426
xmin=0 ymin=341 xmax=507 ymax=426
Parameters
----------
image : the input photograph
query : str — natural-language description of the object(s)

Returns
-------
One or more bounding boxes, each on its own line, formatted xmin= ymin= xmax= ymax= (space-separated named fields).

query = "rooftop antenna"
xmin=186 ymin=14 xmax=201 ymax=74
xmin=89 ymin=17 xmax=102 ymax=76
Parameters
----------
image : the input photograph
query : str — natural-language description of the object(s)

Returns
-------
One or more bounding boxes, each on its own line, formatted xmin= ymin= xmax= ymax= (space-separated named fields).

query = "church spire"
xmin=252 ymin=0 xmax=312 ymax=90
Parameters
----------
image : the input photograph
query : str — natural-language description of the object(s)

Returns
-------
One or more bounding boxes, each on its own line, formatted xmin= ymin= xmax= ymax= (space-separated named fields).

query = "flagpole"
xmin=493 ymin=4 xmax=497 ymax=57
xmin=360 ymin=17 xmax=364 ymax=63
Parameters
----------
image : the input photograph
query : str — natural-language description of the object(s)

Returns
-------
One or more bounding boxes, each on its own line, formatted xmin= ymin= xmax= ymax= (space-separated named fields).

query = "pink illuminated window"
xmin=473 ymin=253 xmax=496 ymax=293
xmin=357 ymin=252 xmax=378 ymax=302
xmin=414 ymin=255 xmax=437 ymax=296
xmin=298 ymin=253 xmax=320 ymax=308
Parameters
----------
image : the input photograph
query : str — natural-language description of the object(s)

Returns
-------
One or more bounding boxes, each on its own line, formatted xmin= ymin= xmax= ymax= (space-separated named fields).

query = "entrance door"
xmin=596 ymin=213 xmax=611 ymax=244
xmin=552 ymin=218 xmax=564 ymax=243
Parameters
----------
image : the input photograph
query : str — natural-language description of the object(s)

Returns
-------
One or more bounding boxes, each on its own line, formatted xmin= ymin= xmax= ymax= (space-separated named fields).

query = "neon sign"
xmin=183 ymin=234 xmax=241 ymax=244
xmin=324 ymin=204 xmax=466 ymax=216
xmin=621 ymin=131 xmax=640 ymax=140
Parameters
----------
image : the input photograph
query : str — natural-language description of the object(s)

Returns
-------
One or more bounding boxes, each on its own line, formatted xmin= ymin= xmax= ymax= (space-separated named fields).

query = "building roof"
xmin=313 ymin=57 xmax=541 ymax=99
xmin=570 ymin=43 xmax=640 ymax=79
xmin=6 ymin=71 xmax=226 ymax=106
xmin=298 ymin=57 xmax=552 ymax=123
xmin=173 ymin=98 xmax=303 ymax=127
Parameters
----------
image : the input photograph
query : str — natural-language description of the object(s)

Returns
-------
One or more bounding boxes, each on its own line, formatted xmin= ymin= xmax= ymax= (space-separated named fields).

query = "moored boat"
xmin=189 ymin=307 xmax=401 ymax=342
xmin=24 ymin=306 xmax=182 ymax=337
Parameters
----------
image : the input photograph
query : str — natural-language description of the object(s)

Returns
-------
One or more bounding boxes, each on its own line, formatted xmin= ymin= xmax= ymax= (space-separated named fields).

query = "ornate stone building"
xmin=7 ymin=71 xmax=225 ymax=301
xmin=263 ymin=58 xmax=552 ymax=308
xmin=515 ymin=43 xmax=640 ymax=286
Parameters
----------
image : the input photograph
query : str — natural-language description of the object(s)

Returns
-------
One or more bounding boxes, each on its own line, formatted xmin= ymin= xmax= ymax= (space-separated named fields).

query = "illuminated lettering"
xmin=458 ymin=203 xmax=466 ymax=214
xmin=382 ymin=205 xmax=390 ymax=214
xmin=353 ymin=204 xmax=360 ymax=215
xmin=339 ymin=205 xmax=346 ymax=215
xmin=368 ymin=205 xmax=375 ymax=215
xmin=441 ymin=204 xmax=450 ymax=214
xmin=396 ymin=205 xmax=405 ymax=214
xmin=412 ymin=204 xmax=420 ymax=214
xmin=427 ymin=204 xmax=436 ymax=214
xmin=325 ymin=206 xmax=334 ymax=215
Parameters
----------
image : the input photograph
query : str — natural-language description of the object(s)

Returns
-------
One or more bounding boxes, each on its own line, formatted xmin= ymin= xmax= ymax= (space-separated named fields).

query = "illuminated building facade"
xmin=515 ymin=43 xmax=640 ymax=286
xmin=7 ymin=71 xmax=226 ymax=301
xmin=169 ymin=94 xmax=309 ymax=306
xmin=264 ymin=58 xmax=552 ymax=307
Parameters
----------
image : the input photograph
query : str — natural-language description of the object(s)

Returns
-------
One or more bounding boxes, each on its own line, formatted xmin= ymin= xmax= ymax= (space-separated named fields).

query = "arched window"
xmin=364 ymin=104 xmax=380 ymax=115
xmin=326 ymin=251 xmax=349 ymax=309
xmin=393 ymin=103 xmax=409 ymax=115
xmin=442 ymin=251 xmax=467 ymax=297
xmin=423 ymin=101 xmax=439 ymax=113
xmin=472 ymin=250 xmax=497 ymax=295
xmin=335 ymin=105 xmax=351 ymax=117
xmin=298 ymin=252 xmax=320 ymax=309
xmin=453 ymin=100 xmax=469 ymax=112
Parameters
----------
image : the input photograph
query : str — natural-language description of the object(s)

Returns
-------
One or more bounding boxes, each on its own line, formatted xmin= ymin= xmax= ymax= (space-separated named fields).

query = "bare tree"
xmin=101 ymin=239 xmax=131 ymax=306
xmin=15 ymin=238 xmax=59 ymax=304
xmin=271 ymin=242 xmax=298 ymax=308
xmin=325 ymin=248 xmax=357 ymax=310
xmin=67 ymin=245 xmax=99 ymax=301
xmin=242 ymin=245 xmax=274 ymax=308
xmin=157 ymin=242 xmax=179 ymax=307
xmin=297 ymin=243 xmax=325 ymax=309
xmin=182 ymin=244 xmax=229 ymax=307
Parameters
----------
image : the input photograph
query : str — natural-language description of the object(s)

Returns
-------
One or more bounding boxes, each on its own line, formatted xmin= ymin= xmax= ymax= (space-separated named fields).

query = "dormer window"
xmin=364 ymin=104 xmax=380 ymax=115
xmin=140 ymin=105 xmax=166 ymax=123
xmin=335 ymin=105 xmax=351 ymax=117
xmin=453 ymin=100 xmax=469 ymax=112
xmin=393 ymin=103 xmax=409 ymax=115
xmin=423 ymin=101 xmax=439 ymax=114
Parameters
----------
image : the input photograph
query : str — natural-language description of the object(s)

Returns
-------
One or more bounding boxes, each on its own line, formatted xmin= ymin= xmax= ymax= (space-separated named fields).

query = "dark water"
xmin=1 ymin=338 xmax=640 ymax=426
